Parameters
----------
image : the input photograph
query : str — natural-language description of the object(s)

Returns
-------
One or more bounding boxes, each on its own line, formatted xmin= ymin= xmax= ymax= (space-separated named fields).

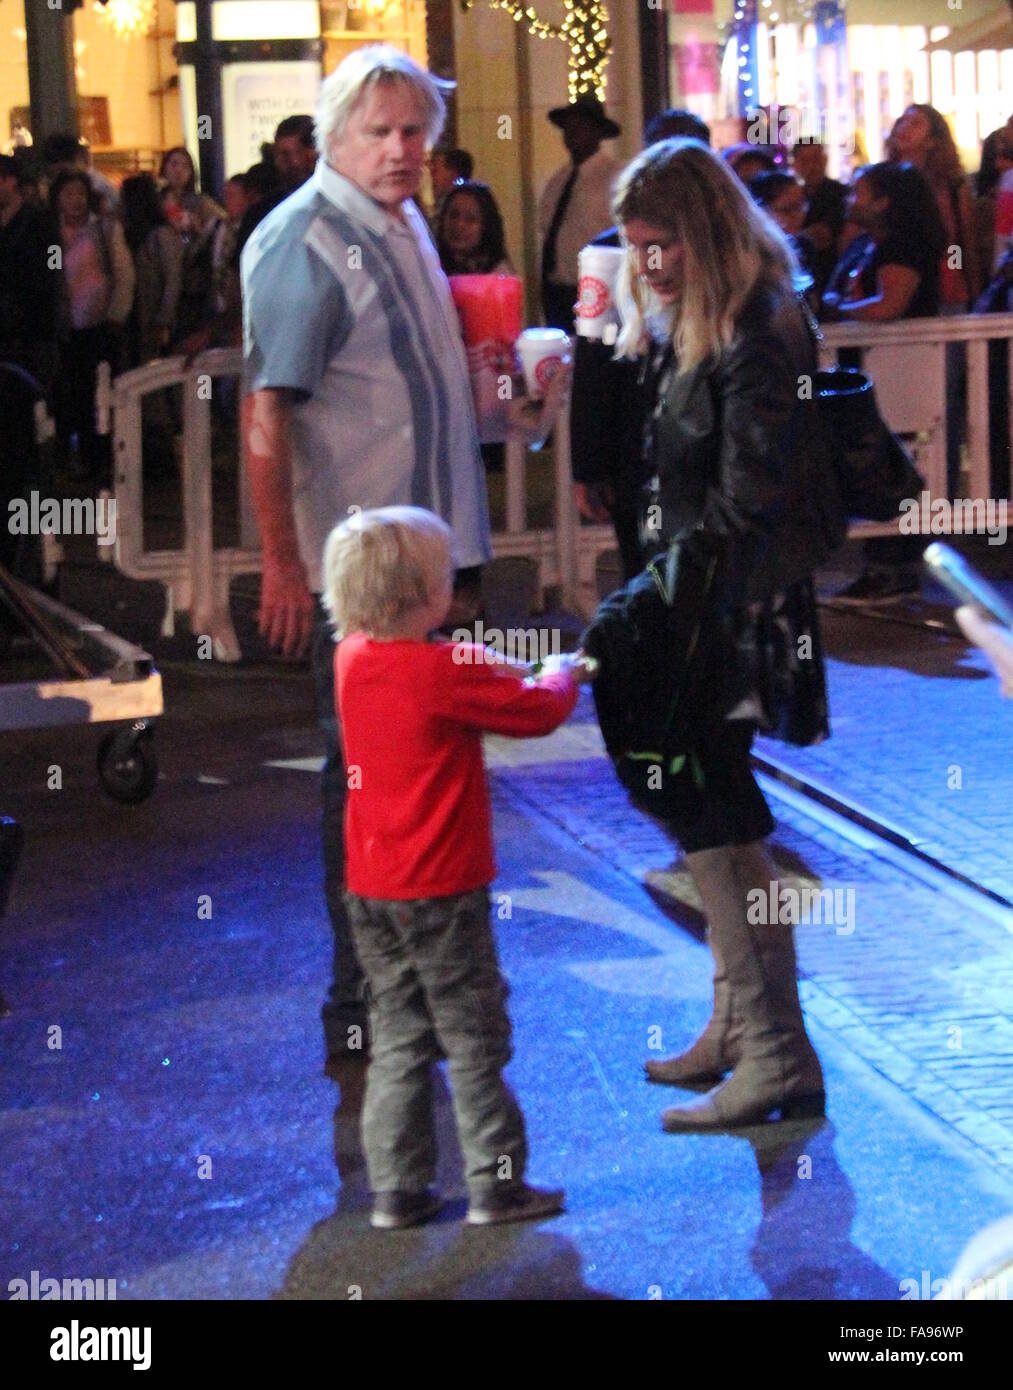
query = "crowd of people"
xmin=5 ymin=86 xmax=1008 ymax=509
xmin=2 ymin=116 xmax=329 ymax=483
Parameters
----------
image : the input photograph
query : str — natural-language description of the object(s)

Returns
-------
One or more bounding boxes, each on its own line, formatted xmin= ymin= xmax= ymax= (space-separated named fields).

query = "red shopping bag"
xmin=448 ymin=274 xmax=523 ymax=444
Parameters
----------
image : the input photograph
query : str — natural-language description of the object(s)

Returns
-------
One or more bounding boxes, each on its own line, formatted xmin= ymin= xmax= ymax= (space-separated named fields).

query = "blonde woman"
xmin=599 ymin=139 xmax=843 ymax=1130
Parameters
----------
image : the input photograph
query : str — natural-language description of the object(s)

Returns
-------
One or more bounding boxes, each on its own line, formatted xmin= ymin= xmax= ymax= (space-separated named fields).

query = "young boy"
xmin=323 ymin=505 xmax=589 ymax=1230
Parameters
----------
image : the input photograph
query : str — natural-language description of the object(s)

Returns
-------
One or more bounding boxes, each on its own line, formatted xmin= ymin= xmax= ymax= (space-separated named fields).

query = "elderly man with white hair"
xmin=241 ymin=46 xmax=563 ymax=1098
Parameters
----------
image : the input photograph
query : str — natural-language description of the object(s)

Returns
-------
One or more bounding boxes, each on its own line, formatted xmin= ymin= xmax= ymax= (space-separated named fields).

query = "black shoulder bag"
xmin=581 ymin=541 xmax=720 ymax=820
xmin=800 ymin=297 xmax=925 ymax=522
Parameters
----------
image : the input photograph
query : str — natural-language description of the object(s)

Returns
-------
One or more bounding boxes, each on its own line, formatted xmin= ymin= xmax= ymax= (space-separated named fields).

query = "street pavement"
xmin=2 ymin=571 xmax=1013 ymax=1301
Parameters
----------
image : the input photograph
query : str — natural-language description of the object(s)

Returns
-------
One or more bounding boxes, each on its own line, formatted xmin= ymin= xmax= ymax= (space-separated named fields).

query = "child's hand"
xmin=533 ymin=651 xmax=598 ymax=684
xmin=568 ymin=651 xmax=599 ymax=684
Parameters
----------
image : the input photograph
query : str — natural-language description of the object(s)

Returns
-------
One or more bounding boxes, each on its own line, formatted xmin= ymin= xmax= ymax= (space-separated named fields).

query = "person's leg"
xmin=409 ymin=890 xmax=529 ymax=1203
xmin=54 ymin=331 xmax=88 ymax=471
xmin=311 ymin=600 xmax=368 ymax=1065
xmin=644 ymin=859 xmax=742 ymax=1086
xmin=610 ymin=483 xmax=646 ymax=582
xmin=78 ymin=326 xmax=116 ymax=482
xmin=645 ymin=724 xmax=769 ymax=1086
xmin=345 ymin=895 xmax=440 ymax=1198
xmin=660 ymin=835 xmax=824 ymax=1130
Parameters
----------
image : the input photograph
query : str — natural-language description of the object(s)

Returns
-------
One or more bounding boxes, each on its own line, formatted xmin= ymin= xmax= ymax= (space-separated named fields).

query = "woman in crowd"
xmin=158 ymin=146 xmax=224 ymax=343
xmin=434 ymin=180 xmax=513 ymax=277
xmin=120 ymin=173 xmax=184 ymax=366
xmin=822 ymin=161 xmax=944 ymax=322
xmin=822 ymin=161 xmax=947 ymax=605
xmin=598 ymin=140 xmax=841 ymax=1130
xmin=722 ymin=143 xmax=777 ymax=185
xmin=435 ymin=179 xmax=514 ymax=472
xmin=975 ymin=126 xmax=1013 ymax=277
xmin=49 ymin=167 xmax=135 ymax=482
xmin=886 ymin=104 xmax=982 ymax=310
xmin=748 ymin=169 xmax=820 ymax=310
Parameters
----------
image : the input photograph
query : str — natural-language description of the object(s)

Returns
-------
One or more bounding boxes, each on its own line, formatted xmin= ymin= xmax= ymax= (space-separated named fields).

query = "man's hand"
xmin=956 ymin=605 xmax=1013 ymax=696
xmin=574 ymin=481 xmax=615 ymax=523
xmin=243 ymin=388 xmax=314 ymax=659
xmin=258 ymin=558 xmax=316 ymax=660
xmin=505 ymin=356 xmax=572 ymax=450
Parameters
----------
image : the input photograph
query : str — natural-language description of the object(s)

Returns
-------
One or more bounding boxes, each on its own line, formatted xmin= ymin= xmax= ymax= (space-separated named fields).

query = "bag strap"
xmin=797 ymin=290 xmax=823 ymax=346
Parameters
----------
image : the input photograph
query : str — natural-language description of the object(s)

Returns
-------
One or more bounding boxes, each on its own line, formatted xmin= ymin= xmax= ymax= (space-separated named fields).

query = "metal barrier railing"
xmin=99 ymin=349 xmax=260 ymax=662
xmin=821 ymin=312 xmax=1013 ymax=537
xmin=97 ymin=313 xmax=1013 ymax=658
xmin=99 ymin=344 xmax=608 ymax=657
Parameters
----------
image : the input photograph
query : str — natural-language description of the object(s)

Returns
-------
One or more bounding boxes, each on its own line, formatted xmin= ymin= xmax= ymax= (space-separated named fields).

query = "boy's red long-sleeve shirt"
xmin=336 ymin=636 xmax=578 ymax=900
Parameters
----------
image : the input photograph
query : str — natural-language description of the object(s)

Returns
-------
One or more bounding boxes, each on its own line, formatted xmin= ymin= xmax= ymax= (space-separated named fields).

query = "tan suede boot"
xmin=661 ymin=842 xmax=824 ymax=1132
xmin=644 ymin=950 xmax=742 ymax=1085
xmin=644 ymin=848 xmax=748 ymax=1087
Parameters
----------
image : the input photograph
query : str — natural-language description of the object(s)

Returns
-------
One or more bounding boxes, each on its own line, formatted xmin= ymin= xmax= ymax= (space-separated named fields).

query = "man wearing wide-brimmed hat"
xmin=539 ymin=93 xmax=622 ymax=332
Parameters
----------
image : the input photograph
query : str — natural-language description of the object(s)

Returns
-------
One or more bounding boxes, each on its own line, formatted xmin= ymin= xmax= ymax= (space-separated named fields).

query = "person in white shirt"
xmin=539 ymin=95 xmax=622 ymax=331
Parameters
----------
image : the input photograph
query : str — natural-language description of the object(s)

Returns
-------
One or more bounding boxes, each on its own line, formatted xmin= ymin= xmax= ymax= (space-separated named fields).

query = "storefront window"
xmin=1 ymin=0 xmax=31 ymax=153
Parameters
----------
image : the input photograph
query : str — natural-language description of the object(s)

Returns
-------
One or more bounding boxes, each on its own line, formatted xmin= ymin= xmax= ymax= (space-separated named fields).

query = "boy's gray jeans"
xmin=344 ymin=887 xmax=528 ymax=1200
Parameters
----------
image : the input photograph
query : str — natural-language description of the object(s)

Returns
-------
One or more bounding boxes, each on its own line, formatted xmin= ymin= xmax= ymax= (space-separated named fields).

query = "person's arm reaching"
xmin=242 ymin=388 xmax=315 ymax=659
xmin=435 ymin=649 xmax=590 ymax=737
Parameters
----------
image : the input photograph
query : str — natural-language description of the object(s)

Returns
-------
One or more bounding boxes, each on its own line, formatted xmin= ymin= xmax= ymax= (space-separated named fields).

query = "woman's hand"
xmin=505 ymin=357 xmax=572 ymax=450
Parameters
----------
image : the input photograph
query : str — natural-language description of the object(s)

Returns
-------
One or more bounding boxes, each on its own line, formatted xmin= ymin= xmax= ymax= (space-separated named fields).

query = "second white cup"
xmin=576 ymin=244 xmax=625 ymax=341
xmin=515 ymin=327 xmax=571 ymax=398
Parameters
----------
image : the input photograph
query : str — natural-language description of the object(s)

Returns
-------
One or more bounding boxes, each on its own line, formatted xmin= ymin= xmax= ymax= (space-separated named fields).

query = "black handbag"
xmin=812 ymin=367 xmax=925 ymax=522
xmin=581 ymin=544 xmax=721 ymax=819
xmin=799 ymin=294 xmax=925 ymax=522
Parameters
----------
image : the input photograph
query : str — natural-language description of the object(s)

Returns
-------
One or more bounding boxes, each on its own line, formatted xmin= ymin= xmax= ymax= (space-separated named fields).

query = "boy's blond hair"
xmin=322 ymin=506 xmax=453 ymax=638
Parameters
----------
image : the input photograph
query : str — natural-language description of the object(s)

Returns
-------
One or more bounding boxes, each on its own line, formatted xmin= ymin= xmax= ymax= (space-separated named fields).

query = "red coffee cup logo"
xmin=577 ymin=274 xmax=610 ymax=319
xmin=534 ymin=355 xmax=563 ymax=390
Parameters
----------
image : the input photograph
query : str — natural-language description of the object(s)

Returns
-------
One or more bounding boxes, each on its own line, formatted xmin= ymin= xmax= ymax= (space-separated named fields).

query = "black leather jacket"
xmin=643 ymin=281 xmax=845 ymax=607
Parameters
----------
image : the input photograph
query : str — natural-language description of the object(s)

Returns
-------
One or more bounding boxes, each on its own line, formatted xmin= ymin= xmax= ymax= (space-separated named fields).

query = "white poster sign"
xmin=222 ymin=62 xmax=322 ymax=178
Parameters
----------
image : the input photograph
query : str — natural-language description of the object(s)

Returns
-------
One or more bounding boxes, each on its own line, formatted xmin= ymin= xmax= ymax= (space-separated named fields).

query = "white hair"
xmin=314 ymin=45 xmax=452 ymax=158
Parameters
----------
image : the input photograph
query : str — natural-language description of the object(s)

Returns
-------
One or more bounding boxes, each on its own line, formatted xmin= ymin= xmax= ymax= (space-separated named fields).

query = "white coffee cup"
xmin=515 ymin=327 xmax=571 ymax=398
xmin=576 ymin=244 xmax=625 ymax=341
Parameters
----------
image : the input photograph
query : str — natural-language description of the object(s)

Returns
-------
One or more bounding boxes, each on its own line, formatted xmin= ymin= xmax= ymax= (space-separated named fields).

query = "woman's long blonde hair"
xmin=612 ymin=138 xmax=800 ymax=370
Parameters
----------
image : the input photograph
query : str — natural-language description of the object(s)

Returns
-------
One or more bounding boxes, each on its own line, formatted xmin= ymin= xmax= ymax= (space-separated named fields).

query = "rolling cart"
xmin=0 ymin=563 xmax=163 ymax=804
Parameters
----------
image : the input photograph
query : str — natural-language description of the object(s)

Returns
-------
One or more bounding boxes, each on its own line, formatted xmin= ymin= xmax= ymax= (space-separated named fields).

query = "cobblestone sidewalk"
xmin=490 ymin=688 xmax=1013 ymax=1180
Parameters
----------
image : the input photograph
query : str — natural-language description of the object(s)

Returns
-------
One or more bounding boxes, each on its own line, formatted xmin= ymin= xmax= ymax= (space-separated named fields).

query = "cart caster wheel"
xmin=98 ymin=721 xmax=157 ymax=804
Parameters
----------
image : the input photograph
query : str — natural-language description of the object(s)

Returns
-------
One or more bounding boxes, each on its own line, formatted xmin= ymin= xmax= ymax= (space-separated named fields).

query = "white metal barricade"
xmin=99 ymin=344 xmax=606 ymax=655
xmin=98 ymin=314 xmax=1013 ymax=658
xmin=99 ymin=349 xmax=260 ymax=661
xmin=820 ymin=312 xmax=1013 ymax=537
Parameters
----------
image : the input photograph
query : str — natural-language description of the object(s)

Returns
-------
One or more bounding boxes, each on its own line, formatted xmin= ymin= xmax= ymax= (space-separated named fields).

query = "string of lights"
xmin=460 ymin=1 xmax=611 ymax=103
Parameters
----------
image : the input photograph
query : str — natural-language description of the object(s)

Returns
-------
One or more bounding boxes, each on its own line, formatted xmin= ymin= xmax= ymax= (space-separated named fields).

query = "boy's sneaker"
xmin=370 ymin=1189 xmax=442 ymax=1231
xmin=466 ymin=1183 xmax=566 ymax=1227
